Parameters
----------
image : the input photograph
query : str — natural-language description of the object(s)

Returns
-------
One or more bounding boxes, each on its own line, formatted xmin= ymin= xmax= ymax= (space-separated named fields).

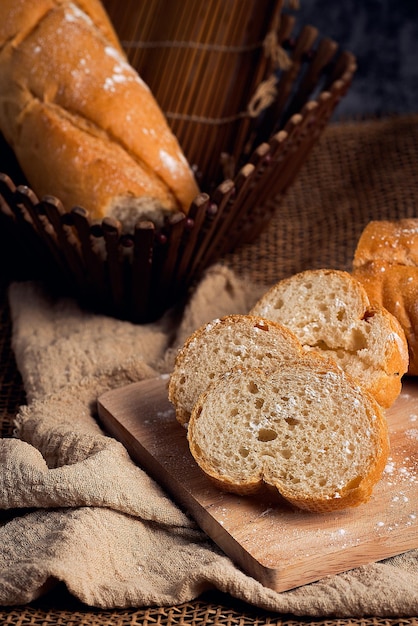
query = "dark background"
xmin=293 ymin=0 xmax=418 ymax=118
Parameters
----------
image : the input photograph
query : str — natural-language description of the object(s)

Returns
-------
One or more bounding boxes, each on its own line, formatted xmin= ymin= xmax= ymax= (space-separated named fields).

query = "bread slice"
xmin=250 ymin=269 xmax=409 ymax=408
xmin=188 ymin=356 xmax=389 ymax=512
xmin=168 ymin=314 xmax=304 ymax=426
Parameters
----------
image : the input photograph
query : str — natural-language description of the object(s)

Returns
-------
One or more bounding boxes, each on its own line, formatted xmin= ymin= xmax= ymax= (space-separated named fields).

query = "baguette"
xmin=168 ymin=314 xmax=305 ymax=426
xmin=188 ymin=356 xmax=389 ymax=512
xmin=0 ymin=0 xmax=199 ymax=227
xmin=250 ymin=269 xmax=409 ymax=408
xmin=352 ymin=219 xmax=418 ymax=375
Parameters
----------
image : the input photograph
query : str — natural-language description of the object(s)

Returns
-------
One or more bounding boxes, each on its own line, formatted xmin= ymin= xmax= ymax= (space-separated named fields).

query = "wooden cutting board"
xmin=97 ymin=376 xmax=418 ymax=592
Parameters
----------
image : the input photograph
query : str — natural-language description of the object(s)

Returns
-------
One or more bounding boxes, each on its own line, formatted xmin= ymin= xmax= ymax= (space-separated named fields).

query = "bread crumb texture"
xmin=188 ymin=360 xmax=389 ymax=513
xmin=251 ymin=269 xmax=409 ymax=408
xmin=168 ymin=314 xmax=304 ymax=425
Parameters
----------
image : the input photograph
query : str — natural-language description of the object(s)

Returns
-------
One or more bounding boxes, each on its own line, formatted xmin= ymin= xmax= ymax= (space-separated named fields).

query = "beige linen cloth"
xmin=1 ymin=115 xmax=418 ymax=615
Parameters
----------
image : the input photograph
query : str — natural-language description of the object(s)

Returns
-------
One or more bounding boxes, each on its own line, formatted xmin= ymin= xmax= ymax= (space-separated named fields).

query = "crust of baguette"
xmin=352 ymin=219 xmax=418 ymax=376
xmin=353 ymin=218 xmax=418 ymax=267
xmin=0 ymin=0 xmax=199 ymax=222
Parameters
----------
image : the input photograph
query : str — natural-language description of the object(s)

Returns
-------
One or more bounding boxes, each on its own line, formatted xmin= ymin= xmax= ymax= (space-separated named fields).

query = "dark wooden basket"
xmin=0 ymin=11 xmax=355 ymax=323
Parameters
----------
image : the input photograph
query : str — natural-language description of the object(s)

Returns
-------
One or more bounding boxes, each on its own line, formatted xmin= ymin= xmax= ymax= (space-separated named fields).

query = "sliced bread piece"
xmin=168 ymin=314 xmax=304 ymax=426
xmin=250 ymin=269 xmax=409 ymax=408
xmin=188 ymin=356 xmax=389 ymax=512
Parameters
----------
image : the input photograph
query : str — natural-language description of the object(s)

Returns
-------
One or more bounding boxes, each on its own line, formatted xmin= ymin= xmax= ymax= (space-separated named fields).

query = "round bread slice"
xmin=168 ymin=314 xmax=304 ymax=426
xmin=250 ymin=269 xmax=409 ymax=408
xmin=188 ymin=357 xmax=389 ymax=512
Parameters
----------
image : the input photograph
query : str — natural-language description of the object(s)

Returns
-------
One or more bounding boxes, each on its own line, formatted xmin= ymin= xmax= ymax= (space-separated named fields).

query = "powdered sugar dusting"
xmin=64 ymin=2 xmax=94 ymax=26
xmin=387 ymin=331 xmax=409 ymax=361
xmin=159 ymin=149 xmax=182 ymax=177
xmin=103 ymin=45 xmax=148 ymax=93
xmin=384 ymin=455 xmax=418 ymax=487
xmin=406 ymin=428 xmax=418 ymax=441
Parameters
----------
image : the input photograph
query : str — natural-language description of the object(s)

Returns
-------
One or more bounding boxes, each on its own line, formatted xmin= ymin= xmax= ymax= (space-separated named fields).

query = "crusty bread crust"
xmin=353 ymin=218 xmax=418 ymax=267
xmin=188 ymin=357 xmax=389 ymax=513
xmin=352 ymin=219 xmax=418 ymax=376
xmin=0 ymin=0 xmax=199 ymax=222
xmin=250 ymin=269 xmax=409 ymax=408
xmin=360 ymin=303 xmax=411 ymax=401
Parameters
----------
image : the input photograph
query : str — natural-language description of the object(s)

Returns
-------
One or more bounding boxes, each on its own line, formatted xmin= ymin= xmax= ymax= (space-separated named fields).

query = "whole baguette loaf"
xmin=188 ymin=357 xmax=389 ymax=512
xmin=250 ymin=269 xmax=409 ymax=408
xmin=0 ymin=0 xmax=199 ymax=227
xmin=168 ymin=314 xmax=305 ymax=426
xmin=352 ymin=219 xmax=418 ymax=375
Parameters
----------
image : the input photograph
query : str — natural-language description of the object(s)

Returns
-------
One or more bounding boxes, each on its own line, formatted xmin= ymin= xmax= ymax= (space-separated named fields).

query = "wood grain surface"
xmin=97 ymin=375 xmax=418 ymax=592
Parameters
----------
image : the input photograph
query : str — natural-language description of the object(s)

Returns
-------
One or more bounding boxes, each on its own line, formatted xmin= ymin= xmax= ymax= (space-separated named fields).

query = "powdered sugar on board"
xmin=98 ymin=376 xmax=418 ymax=592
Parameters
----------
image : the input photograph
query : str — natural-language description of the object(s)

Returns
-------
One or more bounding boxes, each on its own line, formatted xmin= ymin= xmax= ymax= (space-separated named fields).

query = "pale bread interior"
xmin=250 ymin=269 xmax=408 ymax=408
xmin=188 ymin=359 xmax=389 ymax=512
xmin=168 ymin=315 xmax=304 ymax=426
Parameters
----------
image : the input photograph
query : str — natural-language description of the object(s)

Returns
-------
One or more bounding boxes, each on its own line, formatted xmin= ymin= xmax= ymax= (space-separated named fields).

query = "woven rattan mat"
xmin=1 ymin=114 xmax=418 ymax=625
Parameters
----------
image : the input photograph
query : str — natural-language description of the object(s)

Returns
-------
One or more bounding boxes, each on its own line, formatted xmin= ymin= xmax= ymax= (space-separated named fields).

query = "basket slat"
xmin=284 ymin=36 xmax=339 ymax=121
xmin=202 ymin=163 xmax=255 ymax=267
xmin=14 ymin=186 xmax=71 ymax=284
xmin=188 ymin=179 xmax=236 ymax=279
xmin=151 ymin=212 xmax=187 ymax=315
xmin=70 ymin=207 xmax=108 ymax=302
xmin=132 ymin=221 xmax=155 ymax=322
xmin=255 ymin=24 xmax=320 ymax=144
xmin=102 ymin=218 xmax=125 ymax=314
xmin=40 ymin=196 xmax=87 ymax=293
xmin=172 ymin=194 xmax=211 ymax=291
xmin=323 ymin=49 xmax=357 ymax=92
xmin=217 ymin=140 xmax=280 ymax=253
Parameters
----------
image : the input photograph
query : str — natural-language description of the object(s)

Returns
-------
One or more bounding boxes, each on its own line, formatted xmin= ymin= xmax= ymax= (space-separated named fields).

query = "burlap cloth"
xmin=1 ymin=115 xmax=418 ymax=616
